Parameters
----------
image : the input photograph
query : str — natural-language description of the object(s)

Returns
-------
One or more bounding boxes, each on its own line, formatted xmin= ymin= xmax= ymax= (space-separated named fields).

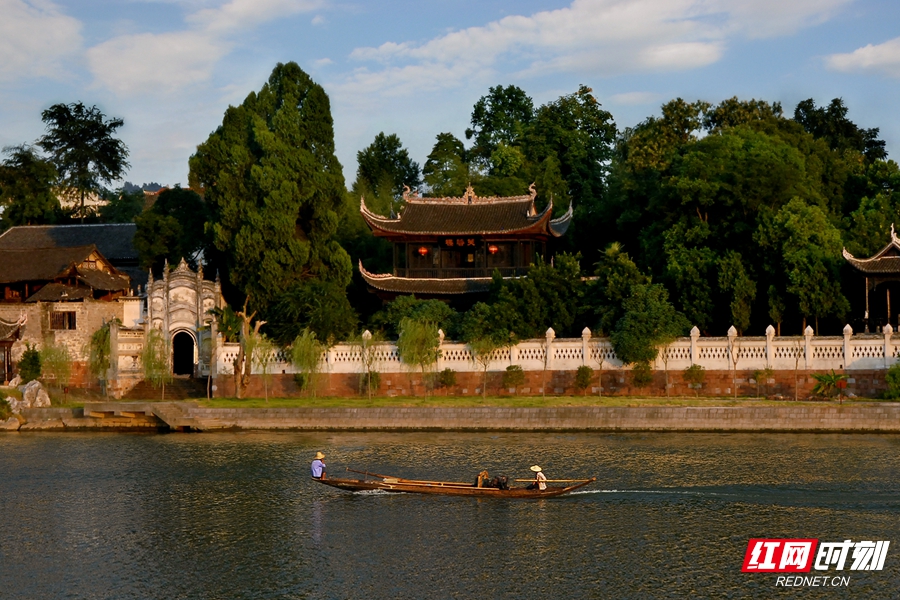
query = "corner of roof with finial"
xmin=892 ymin=223 xmax=898 ymax=245
xmin=402 ymin=184 xmax=411 ymax=202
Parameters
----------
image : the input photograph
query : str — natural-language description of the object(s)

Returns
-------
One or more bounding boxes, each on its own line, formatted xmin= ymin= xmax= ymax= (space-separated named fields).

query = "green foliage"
xmin=351 ymin=330 xmax=384 ymax=399
xmin=134 ymin=186 xmax=209 ymax=273
xmin=208 ymin=306 xmax=242 ymax=343
xmin=18 ymin=343 xmax=41 ymax=384
xmin=268 ymin=279 xmax=358 ymax=346
xmin=0 ymin=397 xmax=10 ymax=420
xmin=37 ymin=102 xmax=129 ymax=221
xmin=610 ymin=283 xmax=689 ymax=365
xmin=884 ymin=363 xmax=900 ymax=399
xmin=0 ymin=145 xmax=61 ymax=228
xmin=423 ymin=133 xmax=469 ymax=196
xmin=142 ymin=328 xmax=172 ymax=399
xmin=100 ymin=187 xmax=144 ymax=223
xmin=574 ymin=365 xmax=593 ymax=395
xmin=189 ymin=62 xmax=352 ymax=327
xmin=291 ymin=329 xmax=324 ymax=396
xmin=437 ymin=368 xmax=457 ymax=389
xmin=502 ymin=365 xmax=525 ymax=393
xmin=631 ymin=362 xmax=654 ymax=390
xmin=250 ymin=333 xmax=277 ymax=402
xmin=353 ymin=132 xmax=421 ymax=216
xmin=359 ymin=370 xmax=381 ymax=396
xmin=396 ymin=318 xmax=441 ymax=394
xmin=466 ymin=85 xmax=534 ymax=169
xmin=371 ymin=295 xmax=458 ymax=339
xmin=811 ymin=370 xmax=847 ymax=398
xmin=794 ymin=98 xmax=886 ymax=162
xmin=753 ymin=367 xmax=774 ymax=397
xmin=88 ymin=322 xmax=112 ymax=389
xmin=683 ymin=364 xmax=706 ymax=397
xmin=39 ymin=339 xmax=72 ymax=388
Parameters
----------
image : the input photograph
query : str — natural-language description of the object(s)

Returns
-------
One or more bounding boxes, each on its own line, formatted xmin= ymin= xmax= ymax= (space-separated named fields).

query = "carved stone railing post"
xmin=437 ymin=328 xmax=445 ymax=371
xmin=842 ymin=324 xmax=852 ymax=370
xmin=804 ymin=325 xmax=814 ymax=370
xmin=545 ymin=327 xmax=555 ymax=371
xmin=509 ymin=341 xmax=518 ymax=365
xmin=765 ymin=325 xmax=775 ymax=368
xmin=690 ymin=326 xmax=700 ymax=365
xmin=581 ymin=327 xmax=591 ymax=366
xmin=884 ymin=323 xmax=894 ymax=368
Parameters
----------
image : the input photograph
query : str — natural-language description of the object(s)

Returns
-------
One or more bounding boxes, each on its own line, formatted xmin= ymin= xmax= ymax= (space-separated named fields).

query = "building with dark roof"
xmin=359 ymin=184 xmax=572 ymax=298
xmin=843 ymin=226 xmax=900 ymax=330
xmin=0 ymin=223 xmax=144 ymax=289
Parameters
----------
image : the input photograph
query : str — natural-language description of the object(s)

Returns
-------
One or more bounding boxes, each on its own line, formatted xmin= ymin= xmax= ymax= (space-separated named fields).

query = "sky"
xmin=2 ymin=0 xmax=900 ymax=189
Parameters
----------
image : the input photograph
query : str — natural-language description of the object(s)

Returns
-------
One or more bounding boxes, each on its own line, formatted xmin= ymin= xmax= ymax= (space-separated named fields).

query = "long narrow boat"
xmin=314 ymin=468 xmax=596 ymax=498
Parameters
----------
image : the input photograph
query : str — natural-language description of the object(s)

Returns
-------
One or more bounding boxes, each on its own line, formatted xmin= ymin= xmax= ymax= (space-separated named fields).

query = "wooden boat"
xmin=314 ymin=468 xmax=596 ymax=498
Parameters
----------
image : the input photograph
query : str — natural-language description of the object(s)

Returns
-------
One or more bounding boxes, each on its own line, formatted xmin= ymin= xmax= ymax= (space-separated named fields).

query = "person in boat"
xmin=311 ymin=452 xmax=327 ymax=480
xmin=526 ymin=465 xmax=547 ymax=491
xmin=475 ymin=470 xmax=489 ymax=487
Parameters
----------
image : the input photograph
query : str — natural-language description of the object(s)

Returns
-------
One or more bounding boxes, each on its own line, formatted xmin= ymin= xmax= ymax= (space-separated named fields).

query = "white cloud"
xmin=826 ymin=37 xmax=900 ymax=78
xmin=88 ymin=0 xmax=323 ymax=95
xmin=338 ymin=0 xmax=852 ymax=98
xmin=311 ymin=14 xmax=325 ymax=25
xmin=313 ymin=57 xmax=333 ymax=67
xmin=0 ymin=0 xmax=82 ymax=82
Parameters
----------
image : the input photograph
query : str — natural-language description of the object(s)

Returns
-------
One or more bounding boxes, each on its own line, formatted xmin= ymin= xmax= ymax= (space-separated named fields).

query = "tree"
xmin=134 ymin=186 xmax=209 ymax=274
xmin=100 ymin=187 xmax=144 ymax=223
xmin=251 ymin=333 xmax=277 ymax=402
xmin=189 ymin=62 xmax=353 ymax=327
xmin=396 ymin=318 xmax=440 ymax=396
xmin=268 ymin=279 xmax=358 ymax=346
xmin=39 ymin=339 xmax=72 ymax=391
xmin=574 ymin=366 xmax=593 ymax=396
xmin=502 ymin=365 xmax=525 ymax=395
xmin=371 ymin=295 xmax=458 ymax=339
xmin=142 ymin=327 xmax=172 ymax=400
xmin=18 ymin=343 xmax=41 ymax=384
xmin=423 ymin=133 xmax=469 ymax=197
xmin=466 ymin=85 xmax=534 ymax=169
xmin=811 ymin=370 xmax=847 ymax=400
xmin=459 ymin=302 xmax=510 ymax=399
xmin=88 ymin=321 xmax=114 ymax=395
xmin=351 ymin=330 xmax=384 ymax=400
xmin=353 ymin=132 xmax=421 ymax=216
xmin=609 ymin=283 xmax=690 ymax=366
xmin=291 ymin=329 xmax=325 ymax=397
xmin=794 ymin=98 xmax=886 ymax=163
xmin=0 ymin=145 xmax=61 ymax=228
xmin=38 ymin=102 xmax=129 ymax=223
xmin=682 ymin=364 xmax=706 ymax=397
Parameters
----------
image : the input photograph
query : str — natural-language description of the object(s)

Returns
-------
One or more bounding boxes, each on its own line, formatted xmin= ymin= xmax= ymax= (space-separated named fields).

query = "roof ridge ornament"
xmin=463 ymin=184 xmax=476 ymax=204
xmin=893 ymin=223 xmax=898 ymax=244
xmin=529 ymin=182 xmax=536 ymax=199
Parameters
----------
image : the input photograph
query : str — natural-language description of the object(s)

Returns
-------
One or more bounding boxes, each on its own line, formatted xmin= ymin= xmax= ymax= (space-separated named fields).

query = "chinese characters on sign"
xmin=443 ymin=238 xmax=476 ymax=248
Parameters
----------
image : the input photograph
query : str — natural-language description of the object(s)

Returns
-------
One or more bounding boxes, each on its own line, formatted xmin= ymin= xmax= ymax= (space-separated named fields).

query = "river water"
xmin=1 ymin=431 xmax=898 ymax=599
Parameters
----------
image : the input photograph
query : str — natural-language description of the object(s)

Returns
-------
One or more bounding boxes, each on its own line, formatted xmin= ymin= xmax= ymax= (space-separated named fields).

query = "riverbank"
xmin=6 ymin=400 xmax=900 ymax=432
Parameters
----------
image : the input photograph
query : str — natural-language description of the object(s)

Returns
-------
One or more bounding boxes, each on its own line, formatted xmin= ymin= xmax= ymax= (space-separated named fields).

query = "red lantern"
xmin=417 ymin=246 xmax=429 ymax=256
xmin=488 ymin=244 xmax=499 ymax=254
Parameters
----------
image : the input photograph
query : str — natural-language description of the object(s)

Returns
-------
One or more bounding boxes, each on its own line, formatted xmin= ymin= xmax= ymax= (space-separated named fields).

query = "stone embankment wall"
xmin=8 ymin=404 xmax=900 ymax=432
xmin=214 ymin=369 xmax=890 ymax=399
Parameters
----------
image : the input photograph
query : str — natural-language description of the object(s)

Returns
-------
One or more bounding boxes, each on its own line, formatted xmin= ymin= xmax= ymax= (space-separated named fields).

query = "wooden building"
xmin=359 ymin=184 xmax=572 ymax=298
xmin=843 ymin=226 xmax=900 ymax=330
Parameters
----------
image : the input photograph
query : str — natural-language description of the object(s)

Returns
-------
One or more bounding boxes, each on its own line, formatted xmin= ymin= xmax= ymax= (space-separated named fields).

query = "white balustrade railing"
xmin=213 ymin=324 xmax=900 ymax=376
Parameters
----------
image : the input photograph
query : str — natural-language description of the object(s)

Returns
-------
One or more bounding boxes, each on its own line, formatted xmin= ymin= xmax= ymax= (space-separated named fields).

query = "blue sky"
xmin=2 ymin=0 xmax=900 ymax=188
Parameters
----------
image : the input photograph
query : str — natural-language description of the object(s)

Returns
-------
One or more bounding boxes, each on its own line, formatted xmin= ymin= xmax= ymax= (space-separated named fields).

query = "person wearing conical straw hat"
xmin=311 ymin=451 xmax=327 ymax=480
xmin=526 ymin=465 xmax=547 ymax=491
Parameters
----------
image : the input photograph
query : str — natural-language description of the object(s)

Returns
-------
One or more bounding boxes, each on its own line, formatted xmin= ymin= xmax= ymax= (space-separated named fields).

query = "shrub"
xmin=0 ymin=397 xmax=11 ymax=420
xmin=631 ymin=362 xmax=653 ymax=390
xmin=18 ymin=343 xmax=41 ymax=383
xmin=885 ymin=363 xmax=900 ymax=399
xmin=574 ymin=365 xmax=593 ymax=395
xmin=502 ymin=365 xmax=525 ymax=394
xmin=437 ymin=368 xmax=457 ymax=389
xmin=359 ymin=370 xmax=381 ymax=395
xmin=682 ymin=364 xmax=706 ymax=397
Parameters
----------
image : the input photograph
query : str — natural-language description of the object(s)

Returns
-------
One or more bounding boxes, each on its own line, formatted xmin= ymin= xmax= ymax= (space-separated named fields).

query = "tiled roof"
xmin=0 ymin=246 xmax=96 ymax=283
xmin=360 ymin=185 xmax=571 ymax=238
xmin=76 ymin=266 xmax=130 ymax=291
xmin=359 ymin=261 xmax=493 ymax=295
xmin=0 ymin=223 xmax=138 ymax=261
xmin=26 ymin=283 xmax=93 ymax=303
xmin=844 ymin=230 xmax=900 ymax=274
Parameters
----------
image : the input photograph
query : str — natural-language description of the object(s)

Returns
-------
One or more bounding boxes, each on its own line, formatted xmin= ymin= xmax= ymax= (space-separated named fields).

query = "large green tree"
xmin=353 ymin=132 xmax=421 ymax=216
xmin=0 ymin=145 xmax=61 ymax=228
xmin=422 ymin=132 xmax=469 ymax=197
xmin=37 ymin=102 xmax=129 ymax=223
xmin=189 ymin=62 xmax=353 ymax=336
xmin=134 ymin=186 xmax=209 ymax=274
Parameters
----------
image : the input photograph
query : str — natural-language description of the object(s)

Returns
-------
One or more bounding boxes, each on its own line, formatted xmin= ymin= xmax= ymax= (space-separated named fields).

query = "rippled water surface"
xmin=1 ymin=432 xmax=899 ymax=599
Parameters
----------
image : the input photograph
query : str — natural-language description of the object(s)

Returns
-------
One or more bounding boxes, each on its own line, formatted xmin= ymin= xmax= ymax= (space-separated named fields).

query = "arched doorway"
xmin=172 ymin=331 xmax=195 ymax=376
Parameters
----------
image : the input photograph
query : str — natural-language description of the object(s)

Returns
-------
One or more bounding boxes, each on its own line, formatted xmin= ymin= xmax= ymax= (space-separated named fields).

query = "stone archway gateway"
xmin=172 ymin=331 xmax=195 ymax=376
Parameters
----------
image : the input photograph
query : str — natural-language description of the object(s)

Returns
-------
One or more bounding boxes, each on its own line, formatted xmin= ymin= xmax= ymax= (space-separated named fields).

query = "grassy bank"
xmin=191 ymin=395 xmax=888 ymax=409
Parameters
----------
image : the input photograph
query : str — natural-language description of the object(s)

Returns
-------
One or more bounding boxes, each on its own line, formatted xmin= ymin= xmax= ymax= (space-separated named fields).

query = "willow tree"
xmin=189 ymin=62 xmax=353 ymax=333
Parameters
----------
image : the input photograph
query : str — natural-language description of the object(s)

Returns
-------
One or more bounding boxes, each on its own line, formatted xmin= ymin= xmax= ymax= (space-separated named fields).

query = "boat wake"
xmin=571 ymin=489 xmax=718 ymax=496
xmin=352 ymin=489 xmax=393 ymax=496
